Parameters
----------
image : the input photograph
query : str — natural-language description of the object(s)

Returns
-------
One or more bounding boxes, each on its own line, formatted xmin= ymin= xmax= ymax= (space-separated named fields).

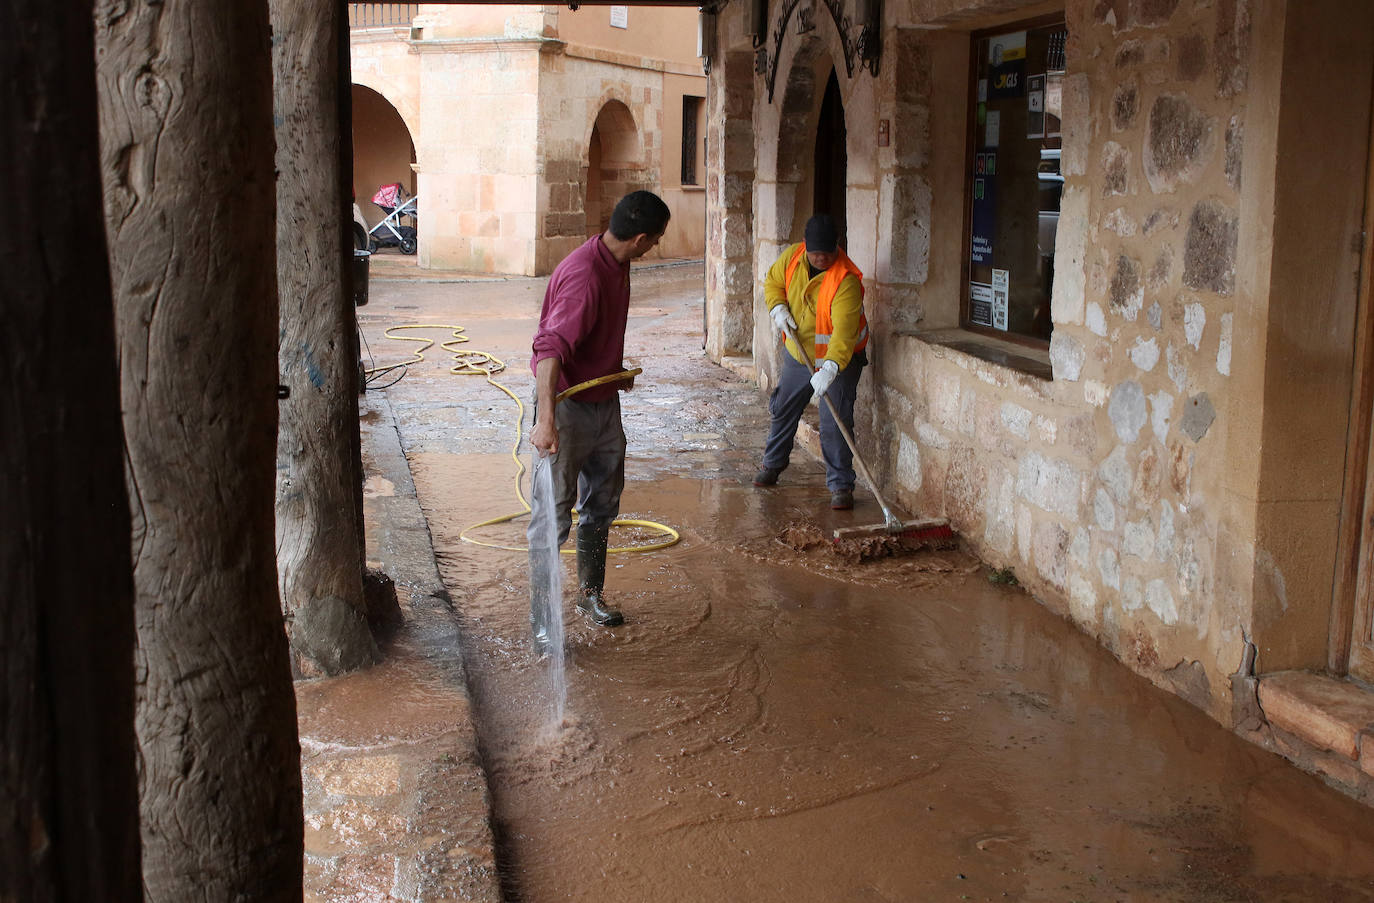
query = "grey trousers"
xmin=527 ymin=394 xmax=627 ymax=546
xmin=761 ymin=350 xmax=867 ymax=492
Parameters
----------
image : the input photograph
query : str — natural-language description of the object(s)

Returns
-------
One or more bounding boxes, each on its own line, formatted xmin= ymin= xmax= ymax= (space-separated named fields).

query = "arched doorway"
xmin=350 ymin=85 xmax=416 ymax=242
xmin=585 ymin=100 xmax=643 ymax=237
xmin=812 ymin=69 xmax=847 ymax=248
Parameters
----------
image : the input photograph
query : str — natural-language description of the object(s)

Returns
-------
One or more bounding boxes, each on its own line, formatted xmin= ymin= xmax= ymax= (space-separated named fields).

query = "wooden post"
xmin=271 ymin=0 xmax=378 ymax=677
xmin=95 ymin=2 xmax=303 ymax=898
xmin=1 ymin=3 xmax=141 ymax=899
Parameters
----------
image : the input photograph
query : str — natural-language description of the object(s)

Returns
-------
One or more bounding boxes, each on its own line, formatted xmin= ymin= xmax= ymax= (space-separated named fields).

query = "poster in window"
xmin=984 ymin=110 xmax=1000 ymax=148
xmin=970 ymin=283 xmax=994 ymax=328
xmin=988 ymin=31 xmax=1026 ymax=99
xmin=992 ymin=269 xmax=1010 ymax=331
xmin=970 ymin=153 xmax=996 ymax=265
xmin=1027 ymin=74 xmax=1045 ymax=139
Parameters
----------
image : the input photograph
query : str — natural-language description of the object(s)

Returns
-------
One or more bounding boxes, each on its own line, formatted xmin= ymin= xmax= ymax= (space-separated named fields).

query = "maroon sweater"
xmin=530 ymin=235 xmax=631 ymax=403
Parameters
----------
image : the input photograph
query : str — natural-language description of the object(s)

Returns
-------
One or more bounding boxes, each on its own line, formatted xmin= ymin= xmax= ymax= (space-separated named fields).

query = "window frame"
xmin=681 ymin=95 xmax=704 ymax=186
xmin=958 ymin=12 xmax=1068 ymax=352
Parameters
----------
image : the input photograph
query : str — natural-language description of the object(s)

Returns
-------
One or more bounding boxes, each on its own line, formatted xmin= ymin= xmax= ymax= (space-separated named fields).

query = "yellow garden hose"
xmin=367 ymin=324 xmax=681 ymax=555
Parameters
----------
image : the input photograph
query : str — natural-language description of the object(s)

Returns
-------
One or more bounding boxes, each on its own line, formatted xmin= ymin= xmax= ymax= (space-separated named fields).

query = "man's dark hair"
xmin=609 ymin=190 xmax=671 ymax=240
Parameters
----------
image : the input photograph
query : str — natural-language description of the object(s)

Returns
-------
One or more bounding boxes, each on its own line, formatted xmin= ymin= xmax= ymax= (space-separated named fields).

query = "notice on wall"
xmin=1027 ymin=73 xmax=1046 ymax=139
xmin=610 ymin=5 xmax=628 ymax=28
xmin=984 ymin=110 xmax=1000 ymax=148
xmin=992 ymin=269 xmax=1010 ymax=331
xmin=970 ymin=283 xmax=994 ymax=328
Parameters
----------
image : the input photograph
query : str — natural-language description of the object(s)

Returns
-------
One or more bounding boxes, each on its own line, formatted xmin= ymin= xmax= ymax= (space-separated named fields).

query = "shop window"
xmin=964 ymin=20 xmax=1067 ymax=344
xmin=682 ymin=95 xmax=703 ymax=185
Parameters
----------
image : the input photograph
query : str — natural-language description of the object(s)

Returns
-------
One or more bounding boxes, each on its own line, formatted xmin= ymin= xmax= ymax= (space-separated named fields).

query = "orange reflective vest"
xmin=784 ymin=243 xmax=868 ymax=365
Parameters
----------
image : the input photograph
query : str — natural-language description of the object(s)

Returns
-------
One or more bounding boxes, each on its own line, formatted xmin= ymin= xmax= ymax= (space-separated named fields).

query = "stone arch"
xmin=774 ymin=38 xmax=832 ymax=235
xmin=350 ymin=84 xmax=416 ymax=228
xmin=813 ymin=67 xmax=848 ymax=246
xmin=349 ymin=70 xmax=419 ymax=144
xmin=753 ymin=36 xmax=842 ymax=384
xmin=584 ymin=99 xmax=646 ymax=237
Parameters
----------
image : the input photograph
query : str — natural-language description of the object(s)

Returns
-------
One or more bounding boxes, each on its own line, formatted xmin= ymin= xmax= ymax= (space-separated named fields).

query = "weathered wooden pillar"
xmin=1 ymin=4 xmax=141 ymax=899
xmin=95 ymin=2 xmax=303 ymax=899
xmin=271 ymin=0 xmax=378 ymax=677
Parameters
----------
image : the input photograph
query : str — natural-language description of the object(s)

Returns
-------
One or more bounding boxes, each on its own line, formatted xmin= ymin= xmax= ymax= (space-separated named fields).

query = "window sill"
xmin=678 ymin=184 xmax=706 ymax=193
xmin=898 ymin=327 xmax=1053 ymax=381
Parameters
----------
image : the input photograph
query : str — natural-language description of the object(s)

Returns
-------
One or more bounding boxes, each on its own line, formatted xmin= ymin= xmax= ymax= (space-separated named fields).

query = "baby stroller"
xmin=368 ymin=182 xmax=418 ymax=255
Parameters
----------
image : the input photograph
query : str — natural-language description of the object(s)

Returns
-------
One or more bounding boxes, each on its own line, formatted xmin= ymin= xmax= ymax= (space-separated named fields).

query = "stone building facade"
xmin=703 ymin=0 xmax=1374 ymax=795
xmin=350 ymin=3 xmax=707 ymax=274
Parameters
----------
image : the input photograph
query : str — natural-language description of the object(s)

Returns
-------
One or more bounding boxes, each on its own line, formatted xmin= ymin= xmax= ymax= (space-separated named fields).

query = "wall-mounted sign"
xmin=610 ymin=5 xmax=628 ymax=28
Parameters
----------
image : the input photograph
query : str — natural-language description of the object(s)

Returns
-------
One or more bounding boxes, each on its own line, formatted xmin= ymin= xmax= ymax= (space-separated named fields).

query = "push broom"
xmin=782 ymin=322 xmax=955 ymax=547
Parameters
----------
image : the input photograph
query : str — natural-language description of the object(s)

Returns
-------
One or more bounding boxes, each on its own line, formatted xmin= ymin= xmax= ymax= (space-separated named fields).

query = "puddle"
xmin=409 ymin=451 xmax=1374 ymax=903
xmin=356 ymin=266 xmax=1374 ymax=901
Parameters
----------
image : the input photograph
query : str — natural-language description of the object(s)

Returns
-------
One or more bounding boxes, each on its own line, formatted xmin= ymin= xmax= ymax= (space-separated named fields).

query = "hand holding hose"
xmin=530 ymin=418 xmax=558 ymax=457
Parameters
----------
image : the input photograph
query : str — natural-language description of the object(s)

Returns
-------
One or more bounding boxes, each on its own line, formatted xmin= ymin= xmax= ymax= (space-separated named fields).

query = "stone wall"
xmin=538 ymin=51 xmax=664 ymax=272
xmin=352 ymin=10 xmax=705 ymax=274
xmin=417 ymin=41 xmax=543 ymax=274
xmin=707 ymin=0 xmax=1374 ymax=724
xmin=704 ymin=44 xmax=757 ymax=359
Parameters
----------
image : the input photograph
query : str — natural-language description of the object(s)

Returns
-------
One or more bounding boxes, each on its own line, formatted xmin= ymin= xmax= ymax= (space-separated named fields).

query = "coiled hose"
xmin=365 ymin=324 xmax=681 ymax=554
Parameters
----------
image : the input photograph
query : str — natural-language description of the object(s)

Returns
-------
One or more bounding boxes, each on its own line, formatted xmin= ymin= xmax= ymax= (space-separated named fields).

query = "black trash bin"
xmin=352 ymin=249 xmax=371 ymax=307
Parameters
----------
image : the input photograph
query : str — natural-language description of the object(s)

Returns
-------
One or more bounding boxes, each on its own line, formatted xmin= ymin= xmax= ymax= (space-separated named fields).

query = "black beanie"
xmin=804 ymin=214 xmax=838 ymax=253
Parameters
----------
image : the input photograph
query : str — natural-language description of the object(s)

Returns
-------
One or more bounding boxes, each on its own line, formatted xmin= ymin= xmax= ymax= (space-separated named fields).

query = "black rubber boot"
xmin=576 ymin=524 xmax=624 ymax=627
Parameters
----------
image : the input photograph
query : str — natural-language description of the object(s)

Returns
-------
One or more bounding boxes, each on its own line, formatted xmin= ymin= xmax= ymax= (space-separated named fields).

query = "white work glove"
xmin=809 ymin=359 xmax=839 ymax=403
xmin=769 ymin=304 xmax=798 ymax=335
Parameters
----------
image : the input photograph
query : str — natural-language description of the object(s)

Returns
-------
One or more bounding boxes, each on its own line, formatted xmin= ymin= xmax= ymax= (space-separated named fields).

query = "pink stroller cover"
xmin=371 ymin=183 xmax=402 ymax=208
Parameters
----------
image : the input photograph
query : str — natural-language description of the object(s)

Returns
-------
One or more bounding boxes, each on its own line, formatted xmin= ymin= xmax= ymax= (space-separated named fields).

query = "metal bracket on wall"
xmin=760 ymin=0 xmax=881 ymax=102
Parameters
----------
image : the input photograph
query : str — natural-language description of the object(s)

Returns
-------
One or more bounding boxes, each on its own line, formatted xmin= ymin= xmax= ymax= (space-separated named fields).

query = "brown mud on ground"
xmin=364 ymin=266 xmax=1374 ymax=902
xmin=408 ymin=451 xmax=1374 ymax=903
xmin=776 ymin=518 xmax=962 ymax=564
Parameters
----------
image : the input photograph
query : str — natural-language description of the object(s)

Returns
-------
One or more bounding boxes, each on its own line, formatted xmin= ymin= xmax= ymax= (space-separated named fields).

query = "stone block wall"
xmin=415 ymin=43 xmax=542 ymax=274
xmin=537 ymin=52 xmax=664 ymax=273
xmin=704 ymin=0 xmax=1374 ymax=724
xmin=705 ymin=45 xmax=757 ymax=359
xmin=352 ymin=10 xmax=703 ymax=275
xmin=872 ymin=0 xmax=1265 ymax=722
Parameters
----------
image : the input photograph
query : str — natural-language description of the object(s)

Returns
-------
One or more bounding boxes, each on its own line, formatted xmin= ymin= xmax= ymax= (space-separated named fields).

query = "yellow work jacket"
xmin=764 ymin=242 xmax=868 ymax=371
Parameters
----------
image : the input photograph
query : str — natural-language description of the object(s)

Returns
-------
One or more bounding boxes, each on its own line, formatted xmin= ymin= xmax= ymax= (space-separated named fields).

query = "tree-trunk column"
xmin=95 ymin=2 xmax=304 ymax=899
xmin=271 ymin=0 xmax=377 ymax=678
xmin=2 ymin=3 xmax=140 ymax=899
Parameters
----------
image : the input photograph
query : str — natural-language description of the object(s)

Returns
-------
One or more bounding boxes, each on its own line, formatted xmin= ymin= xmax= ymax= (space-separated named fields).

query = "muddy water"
xmin=409 ymin=451 xmax=1374 ymax=903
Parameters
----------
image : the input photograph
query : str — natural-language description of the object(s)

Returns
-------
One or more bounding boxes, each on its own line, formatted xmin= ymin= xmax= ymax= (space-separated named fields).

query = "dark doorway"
xmin=812 ymin=69 xmax=847 ymax=247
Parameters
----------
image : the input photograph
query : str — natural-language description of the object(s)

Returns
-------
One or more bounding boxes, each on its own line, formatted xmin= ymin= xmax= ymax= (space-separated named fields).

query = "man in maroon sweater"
xmin=527 ymin=191 xmax=671 ymax=653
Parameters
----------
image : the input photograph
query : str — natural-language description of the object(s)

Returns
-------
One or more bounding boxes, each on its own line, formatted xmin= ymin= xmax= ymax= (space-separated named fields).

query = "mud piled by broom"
xmin=777 ymin=519 xmax=959 ymax=564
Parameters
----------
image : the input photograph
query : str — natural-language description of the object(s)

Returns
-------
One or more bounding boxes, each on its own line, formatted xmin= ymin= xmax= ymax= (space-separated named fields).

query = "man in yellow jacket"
xmin=753 ymin=214 xmax=869 ymax=510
